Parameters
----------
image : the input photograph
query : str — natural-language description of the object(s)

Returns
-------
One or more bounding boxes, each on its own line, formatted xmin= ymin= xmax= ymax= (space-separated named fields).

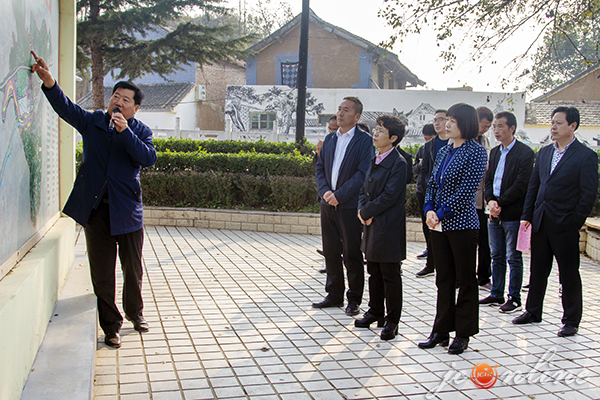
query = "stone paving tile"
xmin=92 ymin=226 xmax=600 ymax=399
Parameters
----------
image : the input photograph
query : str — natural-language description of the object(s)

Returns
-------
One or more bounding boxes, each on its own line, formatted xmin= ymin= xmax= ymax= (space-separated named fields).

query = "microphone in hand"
xmin=109 ymin=107 xmax=121 ymax=130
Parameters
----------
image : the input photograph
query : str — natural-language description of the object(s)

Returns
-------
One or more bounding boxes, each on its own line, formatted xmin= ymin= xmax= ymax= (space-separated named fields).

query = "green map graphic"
xmin=0 ymin=0 xmax=57 ymax=269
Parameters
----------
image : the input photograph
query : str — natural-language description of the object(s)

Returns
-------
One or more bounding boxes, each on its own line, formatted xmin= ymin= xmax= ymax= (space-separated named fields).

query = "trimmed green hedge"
xmin=152 ymin=150 xmax=314 ymax=177
xmin=153 ymin=138 xmax=315 ymax=155
xmin=141 ymin=170 xmax=319 ymax=212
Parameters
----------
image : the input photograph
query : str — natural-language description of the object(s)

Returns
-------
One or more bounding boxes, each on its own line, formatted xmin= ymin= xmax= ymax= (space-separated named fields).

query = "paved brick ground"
xmin=92 ymin=226 xmax=600 ymax=399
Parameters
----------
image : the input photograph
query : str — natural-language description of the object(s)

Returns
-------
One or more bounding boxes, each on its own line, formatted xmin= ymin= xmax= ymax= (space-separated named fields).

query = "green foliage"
xmin=77 ymin=0 xmax=254 ymax=109
xmin=401 ymin=144 xmax=422 ymax=156
xmin=141 ymin=171 xmax=317 ymax=211
xmin=524 ymin=21 xmax=600 ymax=92
xmin=152 ymin=150 xmax=314 ymax=177
xmin=153 ymin=137 xmax=315 ymax=156
xmin=379 ymin=0 xmax=600 ymax=90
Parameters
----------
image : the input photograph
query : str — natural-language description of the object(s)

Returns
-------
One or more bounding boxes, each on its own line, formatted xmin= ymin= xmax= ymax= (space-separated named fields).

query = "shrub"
xmin=152 ymin=151 xmax=314 ymax=177
xmin=141 ymin=171 xmax=318 ymax=212
xmin=153 ymin=137 xmax=315 ymax=156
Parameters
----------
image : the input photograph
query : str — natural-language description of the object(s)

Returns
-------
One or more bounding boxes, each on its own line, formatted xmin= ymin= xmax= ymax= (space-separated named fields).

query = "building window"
xmin=250 ymin=112 xmax=277 ymax=130
xmin=281 ymin=62 xmax=299 ymax=88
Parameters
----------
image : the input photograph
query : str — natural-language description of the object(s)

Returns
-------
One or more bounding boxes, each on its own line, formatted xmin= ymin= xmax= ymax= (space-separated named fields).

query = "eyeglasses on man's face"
xmin=433 ymin=117 xmax=447 ymax=123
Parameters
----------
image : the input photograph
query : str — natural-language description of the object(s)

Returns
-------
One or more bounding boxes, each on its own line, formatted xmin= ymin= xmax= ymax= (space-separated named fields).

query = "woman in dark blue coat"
xmin=418 ymin=103 xmax=487 ymax=354
xmin=355 ymin=115 xmax=407 ymax=341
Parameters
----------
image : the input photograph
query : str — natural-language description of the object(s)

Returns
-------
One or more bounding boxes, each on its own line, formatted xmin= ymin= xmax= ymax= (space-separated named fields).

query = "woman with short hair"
xmin=417 ymin=103 xmax=488 ymax=355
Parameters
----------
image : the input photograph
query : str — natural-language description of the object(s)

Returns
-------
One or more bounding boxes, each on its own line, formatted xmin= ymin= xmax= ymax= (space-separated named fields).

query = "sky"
xmin=223 ymin=0 xmax=540 ymax=96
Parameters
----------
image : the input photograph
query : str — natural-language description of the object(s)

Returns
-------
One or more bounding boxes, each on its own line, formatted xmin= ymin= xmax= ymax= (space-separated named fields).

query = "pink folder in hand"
xmin=516 ymin=224 xmax=531 ymax=253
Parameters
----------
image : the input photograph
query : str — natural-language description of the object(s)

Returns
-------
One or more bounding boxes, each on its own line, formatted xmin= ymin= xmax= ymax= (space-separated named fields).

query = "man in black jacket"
xmin=313 ymin=97 xmax=374 ymax=316
xmin=415 ymin=110 xmax=448 ymax=277
xmin=513 ymin=106 xmax=598 ymax=337
xmin=413 ymin=124 xmax=437 ymax=260
xmin=479 ymin=112 xmax=534 ymax=314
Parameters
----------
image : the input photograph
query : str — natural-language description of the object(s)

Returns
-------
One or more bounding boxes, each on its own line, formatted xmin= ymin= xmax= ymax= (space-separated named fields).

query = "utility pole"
xmin=295 ymin=0 xmax=309 ymax=143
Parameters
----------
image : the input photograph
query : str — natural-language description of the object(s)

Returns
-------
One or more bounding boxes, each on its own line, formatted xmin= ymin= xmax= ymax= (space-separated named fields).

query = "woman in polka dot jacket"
xmin=418 ymin=103 xmax=488 ymax=355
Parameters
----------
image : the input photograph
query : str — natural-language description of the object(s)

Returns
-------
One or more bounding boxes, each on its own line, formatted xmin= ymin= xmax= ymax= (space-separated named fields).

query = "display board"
xmin=0 ymin=0 xmax=59 ymax=271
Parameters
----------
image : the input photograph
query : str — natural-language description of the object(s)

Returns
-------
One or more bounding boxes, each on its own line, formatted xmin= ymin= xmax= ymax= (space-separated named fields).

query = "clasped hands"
xmin=487 ymin=200 xmax=502 ymax=218
xmin=357 ymin=209 xmax=373 ymax=226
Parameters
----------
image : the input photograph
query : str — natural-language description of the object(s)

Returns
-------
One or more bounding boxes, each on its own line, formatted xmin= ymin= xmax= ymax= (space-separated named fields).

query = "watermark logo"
xmin=470 ymin=363 xmax=498 ymax=389
xmin=426 ymin=348 xmax=588 ymax=398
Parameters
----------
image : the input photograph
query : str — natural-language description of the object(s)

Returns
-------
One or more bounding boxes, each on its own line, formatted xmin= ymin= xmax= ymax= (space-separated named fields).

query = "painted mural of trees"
xmin=225 ymin=85 xmax=324 ymax=134
xmin=262 ymin=86 xmax=324 ymax=135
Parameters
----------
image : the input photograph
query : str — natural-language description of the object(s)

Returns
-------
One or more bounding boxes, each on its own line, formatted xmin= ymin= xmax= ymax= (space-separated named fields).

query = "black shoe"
xmin=133 ymin=318 xmax=149 ymax=333
xmin=417 ymin=249 xmax=428 ymax=259
xmin=316 ymin=249 xmax=324 ymax=256
xmin=104 ymin=332 xmax=121 ymax=348
xmin=380 ymin=321 xmax=399 ymax=341
xmin=512 ymin=311 xmax=542 ymax=324
xmin=345 ymin=302 xmax=360 ymax=316
xmin=354 ymin=312 xmax=385 ymax=328
xmin=522 ymin=283 xmax=529 ymax=291
xmin=312 ymin=297 xmax=343 ymax=308
xmin=318 ymin=268 xmax=326 ymax=273
xmin=126 ymin=315 xmax=150 ymax=332
xmin=479 ymin=295 xmax=505 ymax=306
xmin=415 ymin=266 xmax=434 ymax=278
xmin=557 ymin=324 xmax=578 ymax=337
xmin=448 ymin=336 xmax=469 ymax=355
xmin=418 ymin=333 xmax=450 ymax=349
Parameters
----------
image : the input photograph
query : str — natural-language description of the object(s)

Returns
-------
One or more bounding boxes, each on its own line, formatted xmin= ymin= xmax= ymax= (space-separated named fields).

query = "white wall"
xmin=136 ymin=91 xmax=197 ymax=131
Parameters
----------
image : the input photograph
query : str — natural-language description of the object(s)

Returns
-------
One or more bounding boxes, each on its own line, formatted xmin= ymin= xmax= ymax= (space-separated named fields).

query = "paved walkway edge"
xmin=21 ymin=231 xmax=97 ymax=400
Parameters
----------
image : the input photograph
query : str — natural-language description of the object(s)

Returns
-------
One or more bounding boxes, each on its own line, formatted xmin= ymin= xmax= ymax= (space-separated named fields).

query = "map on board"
xmin=0 ymin=0 xmax=59 ymax=269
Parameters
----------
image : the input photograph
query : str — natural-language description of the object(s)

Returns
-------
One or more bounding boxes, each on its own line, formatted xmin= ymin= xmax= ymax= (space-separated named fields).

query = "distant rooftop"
xmin=77 ymin=83 xmax=196 ymax=111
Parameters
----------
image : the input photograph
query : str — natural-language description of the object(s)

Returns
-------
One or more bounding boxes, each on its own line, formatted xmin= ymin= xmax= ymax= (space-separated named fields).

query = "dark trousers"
xmin=526 ymin=219 xmax=582 ymax=327
xmin=476 ymin=208 xmax=491 ymax=285
xmin=430 ymin=229 xmax=479 ymax=337
xmin=366 ymin=261 xmax=403 ymax=324
xmin=85 ymin=201 xmax=145 ymax=335
xmin=417 ymin=192 xmax=433 ymax=269
xmin=320 ymin=203 xmax=364 ymax=304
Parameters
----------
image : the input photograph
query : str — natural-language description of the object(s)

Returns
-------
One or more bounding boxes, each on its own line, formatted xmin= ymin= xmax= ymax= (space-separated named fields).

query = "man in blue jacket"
xmin=313 ymin=96 xmax=374 ymax=316
xmin=31 ymin=51 xmax=157 ymax=349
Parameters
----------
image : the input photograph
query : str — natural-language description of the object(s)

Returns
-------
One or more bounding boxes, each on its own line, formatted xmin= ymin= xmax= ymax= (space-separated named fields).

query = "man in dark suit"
xmin=313 ymin=97 xmax=374 ymax=316
xmin=415 ymin=110 xmax=448 ymax=277
xmin=479 ymin=112 xmax=534 ymax=313
xmin=32 ymin=51 xmax=156 ymax=349
xmin=513 ymin=106 xmax=598 ymax=337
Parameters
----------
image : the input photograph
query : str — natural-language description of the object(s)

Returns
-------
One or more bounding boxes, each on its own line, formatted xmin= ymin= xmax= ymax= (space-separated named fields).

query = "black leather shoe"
xmin=126 ymin=315 xmax=150 ymax=332
xmin=418 ymin=333 xmax=450 ymax=349
xmin=345 ymin=303 xmax=360 ymax=316
xmin=133 ymin=317 xmax=149 ymax=333
xmin=380 ymin=321 xmax=398 ymax=341
xmin=104 ymin=332 xmax=121 ymax=348
xmin=512 ymin=311 xmax=542 ymax=324
xmin=312 ymin=297 xmax=343 ymax=308
xmin=316 ymin=249 xmax=324 ymax=256
xmin=318 ymin=268 xmax=327 ymax=273
xmin=448 ymin=336 xmax=469 ymax=355
xmin=354 ymin=312 xmax=385 ymax=328
xmin=557 ymin=324 xmax=578 ymax=337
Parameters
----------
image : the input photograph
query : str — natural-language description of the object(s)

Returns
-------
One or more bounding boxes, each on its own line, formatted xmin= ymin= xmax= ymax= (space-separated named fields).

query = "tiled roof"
xmin=531 ymin=65 xmax=600 ymax=102
xmin=247 ymin=9 xmax=424 ymax=87
xmin=77 ymin=83 xmax=196 ymax=111
xmin=526 ymin=100 xmax=600 ymax=126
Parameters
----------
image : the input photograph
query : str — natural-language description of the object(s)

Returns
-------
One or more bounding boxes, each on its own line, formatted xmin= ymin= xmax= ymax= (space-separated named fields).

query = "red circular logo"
xmin=470 ymin=363 xmax=498 ymax=389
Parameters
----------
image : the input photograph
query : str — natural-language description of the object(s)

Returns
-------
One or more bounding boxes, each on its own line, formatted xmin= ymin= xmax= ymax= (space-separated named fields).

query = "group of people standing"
xmin=312 ymin=95 xmax=598 ymax=355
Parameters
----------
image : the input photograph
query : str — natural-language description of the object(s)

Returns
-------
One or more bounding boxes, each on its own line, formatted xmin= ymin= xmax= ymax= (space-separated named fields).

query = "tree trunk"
xmin=90 ymin=0 xmax=105 ymax=110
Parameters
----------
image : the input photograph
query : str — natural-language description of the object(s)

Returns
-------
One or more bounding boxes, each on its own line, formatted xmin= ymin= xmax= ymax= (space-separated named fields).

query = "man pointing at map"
xmin=31 ymin=50 xmax=157 ymax=349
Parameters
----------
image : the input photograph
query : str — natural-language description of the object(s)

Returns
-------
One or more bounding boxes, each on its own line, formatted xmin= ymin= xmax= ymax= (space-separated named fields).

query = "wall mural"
xmin=0 ymin=0 xmax=59 ymax=270
xmin=225 ymin=85 xmax=528 ymax=144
